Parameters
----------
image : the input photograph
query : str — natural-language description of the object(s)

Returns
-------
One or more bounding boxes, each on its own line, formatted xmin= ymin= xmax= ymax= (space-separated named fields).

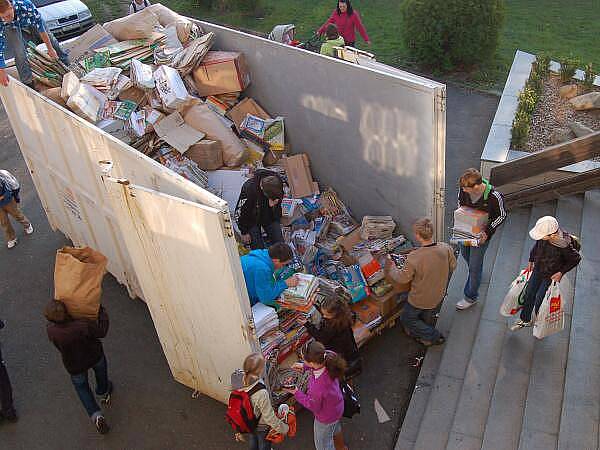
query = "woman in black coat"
xmin=303 ymin=296 xmax=362 ymax=379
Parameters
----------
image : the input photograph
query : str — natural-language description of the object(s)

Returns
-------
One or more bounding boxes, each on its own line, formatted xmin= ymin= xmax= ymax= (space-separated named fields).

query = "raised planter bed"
xmin=481 ymin=50 xmax=600 ymax=191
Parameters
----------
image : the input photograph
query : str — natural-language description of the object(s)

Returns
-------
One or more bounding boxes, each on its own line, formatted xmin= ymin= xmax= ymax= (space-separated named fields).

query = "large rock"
xmin=569 ymin=92 xmax=600 ymax=111
xmin=568 ymin=121 xmax=595 ymax=138
xmin=550 ymin=128 xmax=575 ymax=145
xmin=559 ymin=84 xmax=579 ymax=100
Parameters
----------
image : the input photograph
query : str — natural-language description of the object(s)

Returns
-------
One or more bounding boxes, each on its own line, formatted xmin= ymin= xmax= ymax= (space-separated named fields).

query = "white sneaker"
xmin=510 ymin=319 xmax=532 ymax=331
xmin=456 ymin=298 xmax=477 ymax=310
xmin=25 ymin=224 xmax=34 ymax=235
xmin=7 ymin=239 xmax=17 ymax=249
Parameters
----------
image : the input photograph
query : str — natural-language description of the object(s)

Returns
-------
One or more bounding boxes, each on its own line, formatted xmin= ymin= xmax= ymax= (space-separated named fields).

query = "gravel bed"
xmin=526 ymin=75 xmax=600 ymax=157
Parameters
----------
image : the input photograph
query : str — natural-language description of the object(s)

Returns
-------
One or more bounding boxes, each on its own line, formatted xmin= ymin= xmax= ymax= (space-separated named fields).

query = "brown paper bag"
xmin=103 ymin=8 xmax=159 ymax=40
xmin=186 ymin=139 xmax=223 ymax=170
xmin=54 ymin=247 xmax=108 ymax=320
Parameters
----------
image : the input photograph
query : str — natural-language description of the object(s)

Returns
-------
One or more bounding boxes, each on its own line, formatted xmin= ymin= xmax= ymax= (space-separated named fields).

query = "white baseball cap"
xmin=529 ymin=216 xmax=559 ymax=240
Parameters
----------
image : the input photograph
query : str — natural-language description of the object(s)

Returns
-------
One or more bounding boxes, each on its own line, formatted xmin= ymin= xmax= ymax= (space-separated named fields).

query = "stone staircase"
xmin=396 ymin=191 xmax=600 ymax=450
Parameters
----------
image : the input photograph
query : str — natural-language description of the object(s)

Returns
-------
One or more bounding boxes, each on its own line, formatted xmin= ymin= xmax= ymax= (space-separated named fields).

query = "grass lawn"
xmin=87 ymin=0 xmax=600 ymax=91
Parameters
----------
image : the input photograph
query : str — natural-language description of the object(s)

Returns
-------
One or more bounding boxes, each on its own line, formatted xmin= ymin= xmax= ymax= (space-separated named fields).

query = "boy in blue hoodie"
xmin=241 ymin=242 xmax=299 ymax=307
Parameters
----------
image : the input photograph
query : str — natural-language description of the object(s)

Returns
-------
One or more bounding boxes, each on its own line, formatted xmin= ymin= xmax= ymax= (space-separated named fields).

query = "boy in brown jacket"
xmin=385 ymin=218 xmax=457 ymax=346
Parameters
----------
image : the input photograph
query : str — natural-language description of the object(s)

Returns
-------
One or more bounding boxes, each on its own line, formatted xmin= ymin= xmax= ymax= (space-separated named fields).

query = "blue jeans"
xmin=70 ymin=355 xmax=109 ymax=418
xmin=519 ymin=270 xmax=551 ymax=322
xmin=401 ymin=302 xmax=441 ymax=342
xmin=314 ymin=419 xmax=341 ymax=450
xmin=5 ymin=24 xmax=69 ymax=85
xmin=460 ymin=241 xmax=489 ymax=301
xmin=248 ymin=429 xmax=271 ymax=450
xmin=249 ymin=221 xmax=283 ymax=250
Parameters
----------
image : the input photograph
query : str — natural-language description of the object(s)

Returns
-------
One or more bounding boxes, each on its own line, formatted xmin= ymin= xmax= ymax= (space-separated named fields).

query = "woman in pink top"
xmin=318 ymin=0 xmax=370 ymax=48
xmin=285 ymin=341 xmax=347 ymax=450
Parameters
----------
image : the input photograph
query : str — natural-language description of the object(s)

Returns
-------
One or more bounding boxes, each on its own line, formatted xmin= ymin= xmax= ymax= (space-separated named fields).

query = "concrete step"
xmin=518 ymin=195 xmax=584 ymax=450
xmin=480 ymin=201 xmax=557 ymax=450
xmin=558 ymin=190 xmax=600 ymax=450
xmin=406 ymin=210 xmax=506 ymax=450
xmin=445 ymin=206 xmax=532 ymax=450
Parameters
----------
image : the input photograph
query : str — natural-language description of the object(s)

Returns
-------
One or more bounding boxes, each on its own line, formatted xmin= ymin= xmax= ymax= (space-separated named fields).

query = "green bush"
xmin=534 ymin=53 xmax=551 ymax=79
xmin=559 ymin=56 xmax=579 ymax=83
xmin=583 ymin=63 xmax=596 ymax=91
xmin=526 ymin=70 xmax=543 ymax=96
xmin=400 ymin=0 xmax=505 ymax=71
xmin=517 ymin=86 xmax=539 ymax=115
xmin=511 ymin=109 xmax=530 ymax=150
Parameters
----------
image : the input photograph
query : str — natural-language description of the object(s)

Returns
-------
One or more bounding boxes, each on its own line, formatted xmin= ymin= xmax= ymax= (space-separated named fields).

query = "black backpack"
xmin=340 ymin=380 xmax=360 ymax=418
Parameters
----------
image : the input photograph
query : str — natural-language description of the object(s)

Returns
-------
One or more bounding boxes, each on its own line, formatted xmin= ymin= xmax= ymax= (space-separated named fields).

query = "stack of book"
xmin=360 ymin=216 xmax=396 ymax=240
xmin=278 ymin=274 xmax=318 ymax=312
xmin=252 ymin=303 xmax=279 ymax=339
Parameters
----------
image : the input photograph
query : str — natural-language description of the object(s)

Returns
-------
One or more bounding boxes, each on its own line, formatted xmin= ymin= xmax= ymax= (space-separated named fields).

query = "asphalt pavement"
xmin=0 ymin=84 xmax=498 ymax=449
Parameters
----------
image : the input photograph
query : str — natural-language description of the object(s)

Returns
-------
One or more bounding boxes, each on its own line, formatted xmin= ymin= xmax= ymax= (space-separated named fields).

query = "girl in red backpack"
xmin=241 ymin=353 xmax=288 ymax=450
xmin=286 ymin=342 xmax=347 ymax=450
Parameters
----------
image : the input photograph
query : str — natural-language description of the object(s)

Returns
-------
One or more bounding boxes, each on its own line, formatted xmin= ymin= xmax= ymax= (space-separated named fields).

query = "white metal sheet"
xmin=104 ymin=180 xmax=257 ymax=402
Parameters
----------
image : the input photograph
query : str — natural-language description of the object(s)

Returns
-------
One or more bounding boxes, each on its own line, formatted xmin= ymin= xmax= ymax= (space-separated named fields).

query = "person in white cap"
xmin=511 ymin=216 xmax=581 ymax=330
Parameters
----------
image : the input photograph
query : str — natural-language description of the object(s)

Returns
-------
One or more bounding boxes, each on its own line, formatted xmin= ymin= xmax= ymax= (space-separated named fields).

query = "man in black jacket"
xmin=455 ymin=168 xmax=507 ymax=310
xmin=511 ymin=216 xmax=581 ymax=330
xmin=235 ymin=169 xmax=285 ymax=249
xmin=0 ymin=319 xmax=17 ymax=424
xmin=45 ymin=301 xmax=112 ymax=434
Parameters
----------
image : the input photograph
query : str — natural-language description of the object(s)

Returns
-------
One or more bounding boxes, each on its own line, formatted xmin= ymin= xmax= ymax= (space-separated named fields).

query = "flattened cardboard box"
xmin=284 ymin=154 xmax=319 ymax=199
xmin=193 ymin=51 xmax=251 ymax=97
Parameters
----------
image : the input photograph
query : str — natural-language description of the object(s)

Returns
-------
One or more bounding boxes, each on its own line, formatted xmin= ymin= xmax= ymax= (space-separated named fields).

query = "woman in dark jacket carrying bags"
xmin=303 ymin=296 xmax=362 ymax=380
xmin=511 ymin=216 xmax=581 ymax=330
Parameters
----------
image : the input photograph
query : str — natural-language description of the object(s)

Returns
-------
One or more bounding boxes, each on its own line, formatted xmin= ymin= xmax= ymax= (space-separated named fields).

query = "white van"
xmin=34 ymin=0 xmax=94 ymax=40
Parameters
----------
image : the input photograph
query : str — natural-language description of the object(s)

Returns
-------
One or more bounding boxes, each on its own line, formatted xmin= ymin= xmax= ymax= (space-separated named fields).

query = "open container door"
xmin=104 ymin=178 xmax=257 ymax=403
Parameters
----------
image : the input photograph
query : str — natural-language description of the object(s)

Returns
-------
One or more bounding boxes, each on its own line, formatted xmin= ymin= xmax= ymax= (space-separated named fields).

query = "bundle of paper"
xmin=81 ymin=67 xmax=122 ymax=93
xmin=360 ymin=216 xmax=396 ymax=240
xmin=158 ymin=150 xmax=209 ymax=188
xmin=279 ymin=274 xmax=318 ymax=311
xmin=154 ymin=32 xmax=215 ymax=76
xmin=358 ymin=252 xmax=385 ymax=286
xmin=130 ymin=133 xmax=164 ymax=156
xmin=26 ymin=42 xmax=69 ymax=87
xmin=319 ymin=188 xmax=348 ymax=218
xmin=352 ymin=235 xmax=407 ymax=257
xmin=106 ymin=74 xmax=132 ymax=100
xmin=453 ymin=206 xmax=488 ymax=236
xmin=329 ymin=213 xmax=358 ymax=237
xmin=252 ymin=303 xmax=279 ymax=339
xmin=130 ymin=58 xmax=155 ymax=89
xmin=95 ymin=35 xmax=166 ymax=70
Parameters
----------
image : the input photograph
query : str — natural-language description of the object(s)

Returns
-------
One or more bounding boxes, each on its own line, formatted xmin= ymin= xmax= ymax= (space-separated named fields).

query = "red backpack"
xmin=225 ymin=382 xmax=265 ymax=434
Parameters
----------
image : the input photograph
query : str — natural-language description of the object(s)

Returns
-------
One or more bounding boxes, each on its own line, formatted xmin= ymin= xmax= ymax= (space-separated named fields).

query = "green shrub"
xmin=400 ymin=0 xmax=505 ymax=71
xmin=583 ymin=63 xmax=596 ymax=91
xmin=559 ymin=56 xmax=579 ymax=83
xmin=517 ymin=86 xmax=539 ymax=115
xmin=534 ymin=53 xmax=551 ymax=79
xmin=526 ymin=70 xmax=543 ymax=96
xmin=511 ymin=109 xmax=530 ymax=150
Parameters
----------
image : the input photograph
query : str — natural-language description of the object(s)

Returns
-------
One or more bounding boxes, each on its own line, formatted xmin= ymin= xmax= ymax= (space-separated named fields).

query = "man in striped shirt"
xmin=455 ymin=168 xmax=507 ymax=310
xmin=0 ymin=0 xmax=69 ymax=88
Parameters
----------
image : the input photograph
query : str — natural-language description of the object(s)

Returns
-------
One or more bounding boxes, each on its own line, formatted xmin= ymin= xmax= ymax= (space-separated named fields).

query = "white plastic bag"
xmin=500 ymin=268 xmax=531 ymax=317
xmin=533 ymin=281 xmax=564 ymax=339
